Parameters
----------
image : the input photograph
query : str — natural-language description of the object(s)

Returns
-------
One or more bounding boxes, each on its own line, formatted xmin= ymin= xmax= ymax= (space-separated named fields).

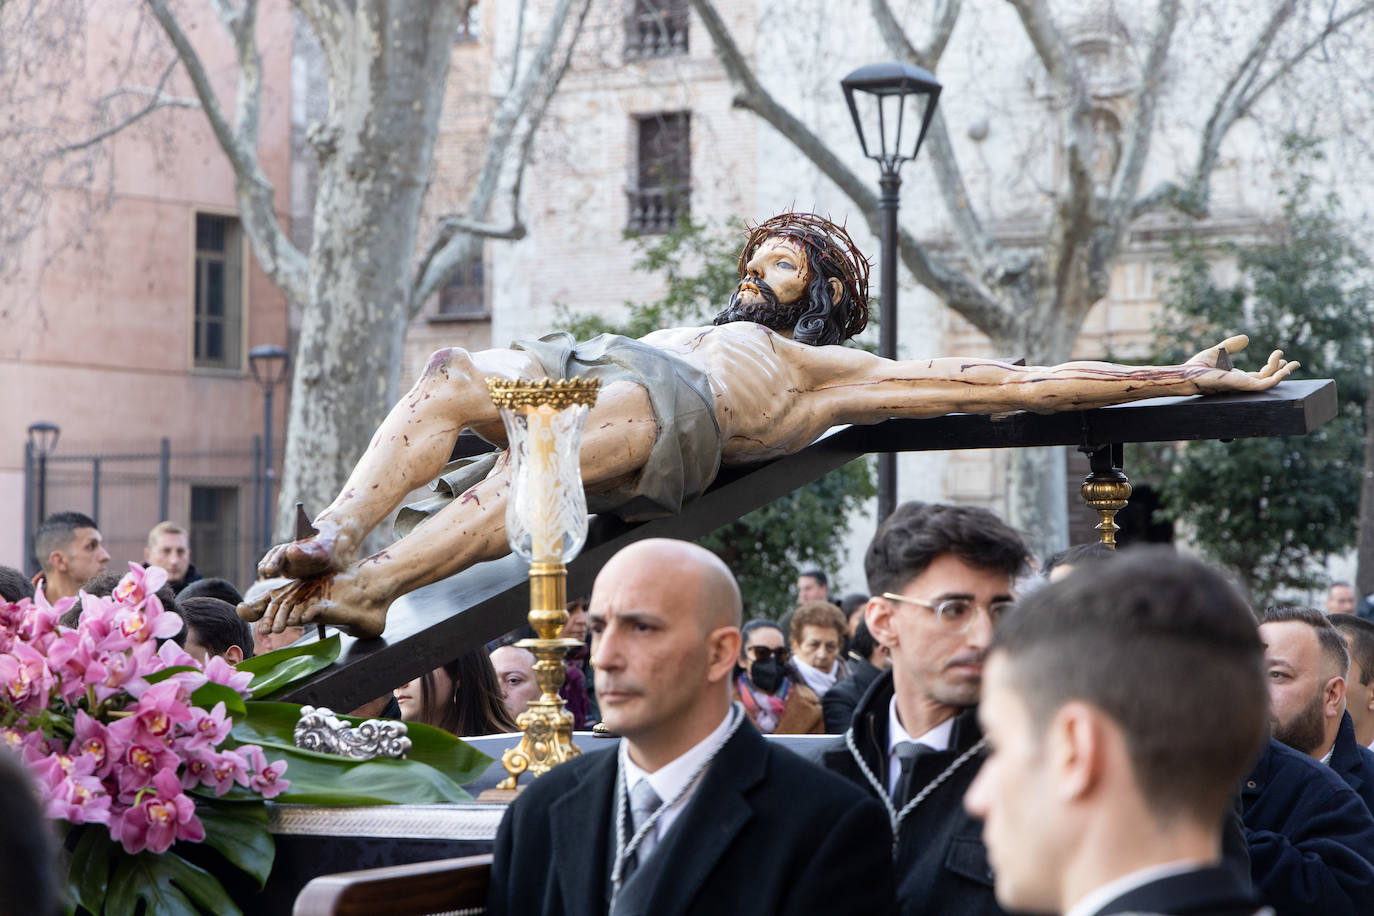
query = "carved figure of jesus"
xmin=240 ymin=213 xmax=1296 ymax=638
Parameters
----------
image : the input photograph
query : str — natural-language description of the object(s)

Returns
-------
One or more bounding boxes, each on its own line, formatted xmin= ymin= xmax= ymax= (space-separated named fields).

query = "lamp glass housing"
xmin=248 ymin=344 xmax=289 ymax=388
xmin=498 ymin=402 xmax=593 ymax=564
xmin=27 ymin=422 xmax=60 ymax=456
xmin=841 ymin=61 xmax=942 ymax=171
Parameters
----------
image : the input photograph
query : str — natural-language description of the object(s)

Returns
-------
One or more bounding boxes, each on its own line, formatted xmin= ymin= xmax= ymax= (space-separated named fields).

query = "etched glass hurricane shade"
xmin=498 ymin=400 xmax=594 ymax=564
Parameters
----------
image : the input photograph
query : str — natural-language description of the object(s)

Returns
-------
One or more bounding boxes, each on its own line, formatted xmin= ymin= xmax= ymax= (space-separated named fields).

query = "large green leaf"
xmin=236 ymin=635 xmax=340 ymax=698
xmin=105 ymin=850 xmax=242 ymax=916
xmin=244 ymin=740 xmax=474 ymax=804
xmin=143 ymin=665 xmax=197 ymax=685
xmin=195 ymin=802 xmax=275 ymax=889
xmin=235 ymin=701 xmax=492 ymax=786
xmin=190 ymin=681 xmax=248 ymax=717
xmin=66 ymin=825 xmax=116 ymax=916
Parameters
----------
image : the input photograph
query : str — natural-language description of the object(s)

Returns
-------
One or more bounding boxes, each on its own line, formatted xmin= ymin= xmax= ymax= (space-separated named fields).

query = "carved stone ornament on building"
xmin=293 ymin=705 xmax=411 ymax=759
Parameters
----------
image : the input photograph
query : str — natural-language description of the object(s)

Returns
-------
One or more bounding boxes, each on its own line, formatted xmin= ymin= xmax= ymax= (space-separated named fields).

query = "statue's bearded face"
xmin=713 ymin=236 xmax=812 ymax=332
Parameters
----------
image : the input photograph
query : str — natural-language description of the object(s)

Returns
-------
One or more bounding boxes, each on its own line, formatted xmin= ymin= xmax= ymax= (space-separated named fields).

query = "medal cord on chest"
xmin=844 ymin=727 xmax=987 ymax=855
xmin=609 ymin=703 xmax=747 ymax=909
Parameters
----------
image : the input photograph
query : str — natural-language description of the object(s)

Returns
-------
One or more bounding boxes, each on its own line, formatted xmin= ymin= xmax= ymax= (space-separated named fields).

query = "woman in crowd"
xmin=733 ymin=619 xmax=823 ymax=734
xmin=788 ymin=601 xmax=850 ymax=698
xmin=395 ymin=647 xmax=518 ymax=736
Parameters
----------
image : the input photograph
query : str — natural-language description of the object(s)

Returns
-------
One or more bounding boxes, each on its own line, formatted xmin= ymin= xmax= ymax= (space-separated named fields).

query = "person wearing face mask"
xmin=733 ymin=619 xmax=823 ymax=734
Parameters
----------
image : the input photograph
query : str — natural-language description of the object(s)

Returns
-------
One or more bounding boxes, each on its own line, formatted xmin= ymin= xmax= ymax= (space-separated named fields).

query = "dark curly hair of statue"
xmin=735 ymin=212 xmax=872 ymax=346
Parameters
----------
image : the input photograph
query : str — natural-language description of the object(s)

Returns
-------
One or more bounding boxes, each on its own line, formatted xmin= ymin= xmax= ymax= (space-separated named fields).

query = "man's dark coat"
xmin=1084 ymin=866 xmax=1260 ymax=916
xmin=821 ymin=655 xmax=882 ymax=733
xmin=820 ymin=669 xmax=1001 ymax=916
xmin=1242 ymin=737 xmax=1374 ymax=916
xmin=1329 ymin=710 xmax=1374 ymax=815
xmin=487 ymin=720 xmax=898 ymax=916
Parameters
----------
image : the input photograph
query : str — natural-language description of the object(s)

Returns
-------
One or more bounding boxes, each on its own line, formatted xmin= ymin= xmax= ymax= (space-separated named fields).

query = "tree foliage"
xmin=555 ymin=220 xmax=876 ymax=618
xmin=1148 ymin=142 xmax=1372 ymax=604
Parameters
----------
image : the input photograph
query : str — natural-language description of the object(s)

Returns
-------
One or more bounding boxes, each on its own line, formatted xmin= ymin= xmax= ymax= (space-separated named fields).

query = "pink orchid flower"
xmin=46 ymin=629 xmax=109 ymax=703
xmin=201 ymin=654 xmax=253 ymax=697
xmin=178 ymin=701 xmax=231 ymax=754
xmin=108 ymin=726 xmax=180 ymax=796
xmin=94 ymin=638 xmax=157 ymax=702
xmin=112 ymin=563 xmax=168 ymax=608
xmin=109 ymin=768 xmax=204 ymax=854
xmin=72 ymin=710 xmax=123 ymax=779
xmin=243 ymin=744 xmax=291 ymax=799
xmin=31 ymin=752 xmax=111 ymax=825
xmin=112 ymin=597 xmax=182 ymax=646
xmin=0 ymin=642 xmax=53 ymax=713
xmin=126 ymin=681 xmax=195 ymax=748
xmin=204 ymin=747 xmax=251 ymax=796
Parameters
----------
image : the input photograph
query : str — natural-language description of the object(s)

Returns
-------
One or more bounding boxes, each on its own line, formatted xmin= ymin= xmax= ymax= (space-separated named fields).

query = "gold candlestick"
xmin=486 ymin=378 xmax=600 ymax=792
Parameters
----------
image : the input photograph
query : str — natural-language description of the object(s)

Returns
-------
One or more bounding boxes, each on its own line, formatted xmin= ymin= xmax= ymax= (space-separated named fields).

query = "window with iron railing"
xmin=627 ymin=112 xmax=690 ymax=234
xmin=625 ymin=0 xmax=688 ymax=60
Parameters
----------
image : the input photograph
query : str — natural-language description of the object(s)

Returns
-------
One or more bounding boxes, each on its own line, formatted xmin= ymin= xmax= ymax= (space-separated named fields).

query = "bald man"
xmin=488 ymin=539 xmax=897 ymax=916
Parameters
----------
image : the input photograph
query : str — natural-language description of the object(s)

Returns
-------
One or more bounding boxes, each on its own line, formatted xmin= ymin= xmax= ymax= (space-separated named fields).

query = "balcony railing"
xmin=626 ymin=185 xmax=690 ymax=234
xmin=625 ymin=7 xmax=688 ymax=60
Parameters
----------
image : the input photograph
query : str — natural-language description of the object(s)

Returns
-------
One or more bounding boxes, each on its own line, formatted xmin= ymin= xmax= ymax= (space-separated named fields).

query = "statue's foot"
xmin=237 ymin=568 xmax=390 ymax=640
xmin=256 ymin=518 xmax=360 ymax=580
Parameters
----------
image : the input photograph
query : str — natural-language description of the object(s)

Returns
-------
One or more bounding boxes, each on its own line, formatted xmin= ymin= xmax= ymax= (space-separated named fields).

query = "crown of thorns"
xmin=738 ymin=212 xmax=872 ymax=339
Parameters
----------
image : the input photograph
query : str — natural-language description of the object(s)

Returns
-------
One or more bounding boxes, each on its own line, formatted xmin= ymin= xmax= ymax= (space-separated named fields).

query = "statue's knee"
xmin=421 ymin=347 xmax=476 ymax=383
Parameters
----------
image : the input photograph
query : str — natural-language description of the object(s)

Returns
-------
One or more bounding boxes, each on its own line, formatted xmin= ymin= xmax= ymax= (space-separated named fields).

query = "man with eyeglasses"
xmin=822 ymin=501 xmax=1030 ymax=916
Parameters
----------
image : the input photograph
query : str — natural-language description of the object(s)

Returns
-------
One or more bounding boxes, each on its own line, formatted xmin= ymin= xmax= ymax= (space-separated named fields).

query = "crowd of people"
xmin=8 ymin=504 xmax=1374 ymax=915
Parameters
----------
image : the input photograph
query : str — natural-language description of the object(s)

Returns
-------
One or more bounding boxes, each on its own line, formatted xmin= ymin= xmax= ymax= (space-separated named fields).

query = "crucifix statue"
xmin=240 ymin=212 xmax=1296 ymax=638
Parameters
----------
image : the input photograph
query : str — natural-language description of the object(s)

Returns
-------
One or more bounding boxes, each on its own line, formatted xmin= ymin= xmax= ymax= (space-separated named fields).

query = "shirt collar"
xmin=621 ymin=705 xmax=736 ymax=802
xmin=887 ymin=694 xmax=955 ymax=757
xmin=1063 ymin=859 xmax=1208 ymax=916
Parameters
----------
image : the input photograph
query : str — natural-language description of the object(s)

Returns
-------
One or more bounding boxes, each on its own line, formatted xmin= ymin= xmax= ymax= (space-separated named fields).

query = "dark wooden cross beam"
xmin=280 ymin=379 xmax=1336 ymax=712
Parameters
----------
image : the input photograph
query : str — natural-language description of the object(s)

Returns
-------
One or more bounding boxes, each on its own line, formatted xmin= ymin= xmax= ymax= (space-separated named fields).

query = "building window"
xmin=627 ymin=112 xmax=690 ymax=234
xmin=189 ymin=484 xmax=240 ymax=581
xmin=193 ymin=213 xmax=244 ymax=370
xmin=455 ymin=3 xmax=480 ymax=43
xmin=625 ymin=0 xmax=688 ymax=60
xmin=436 ymin=253 xmax=488 ymax=320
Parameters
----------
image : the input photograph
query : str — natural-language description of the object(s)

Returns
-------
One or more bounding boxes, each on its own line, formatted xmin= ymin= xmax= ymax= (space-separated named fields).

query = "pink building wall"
xmin=0 ymin=1 xmax=293 ymax=583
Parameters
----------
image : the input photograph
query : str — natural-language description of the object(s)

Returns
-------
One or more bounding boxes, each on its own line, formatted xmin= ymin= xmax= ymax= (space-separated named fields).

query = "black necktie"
xmin=893 ymin=741 xmax=928 ymax=804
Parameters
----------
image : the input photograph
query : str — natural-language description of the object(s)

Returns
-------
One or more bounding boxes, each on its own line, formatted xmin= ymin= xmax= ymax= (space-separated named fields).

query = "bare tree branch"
xmin=869 ymin=0 xmax=1010 ymax=289
xmin=411 ymin=0 xmax=592 ymax=311
xmin=692 ymin=0 xmax=1013 ymax=340
xmin=1100 ymin=0 xmax=1180 ymax=249
xmin=48 ymin=58 xmax=199 ymax=157
xmin=1131 ymin=0 xmax=1301 ymax=219
xmin=1006 ymin=0 xmax=1094 ymax=313
xmin=295 ymin=0 xmax=349 ymax=86
xmin=146 ymin=0 xmax=308 ymax=303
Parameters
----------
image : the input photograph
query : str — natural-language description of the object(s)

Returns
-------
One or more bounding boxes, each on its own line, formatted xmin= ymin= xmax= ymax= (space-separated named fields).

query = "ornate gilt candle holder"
xmin=486 ymin=377 xmax=600 ymax=791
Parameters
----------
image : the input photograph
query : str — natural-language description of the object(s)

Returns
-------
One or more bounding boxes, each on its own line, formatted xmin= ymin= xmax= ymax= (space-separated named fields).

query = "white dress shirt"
xmin=619 ymin=705 xmax=738 ymax=851
xmin=886 ymin=696 xmax=955 ymax=795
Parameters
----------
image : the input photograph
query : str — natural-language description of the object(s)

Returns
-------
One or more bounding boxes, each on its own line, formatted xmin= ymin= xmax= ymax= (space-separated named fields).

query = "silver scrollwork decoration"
xmin=293 ymin=705 xmax=411 ymax=760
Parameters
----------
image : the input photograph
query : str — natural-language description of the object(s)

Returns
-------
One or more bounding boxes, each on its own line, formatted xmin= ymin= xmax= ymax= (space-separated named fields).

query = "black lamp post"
xmin=249 ymin=344 xmax=289 ymax=557
xmin=841 ymin=60 xmax=942 ymax=522
xmin=26 ymin=421 xmax=60 ymax=576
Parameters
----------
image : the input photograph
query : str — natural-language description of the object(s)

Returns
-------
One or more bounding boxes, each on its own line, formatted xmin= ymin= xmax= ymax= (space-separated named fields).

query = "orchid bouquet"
xmin=2 ymin=563 xmax=493 ymax=915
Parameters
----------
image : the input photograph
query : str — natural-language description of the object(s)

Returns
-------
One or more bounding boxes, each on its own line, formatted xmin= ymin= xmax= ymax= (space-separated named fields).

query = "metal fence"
xmin=21 ymin=437 xmax=273 ymax=591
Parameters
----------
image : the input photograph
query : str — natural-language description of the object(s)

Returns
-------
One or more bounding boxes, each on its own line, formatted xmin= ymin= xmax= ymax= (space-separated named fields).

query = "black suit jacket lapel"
xmin=549 ymin=749 xmax=619 ymax=914
xmin=637 ymin=725 xmax=767 ymax=916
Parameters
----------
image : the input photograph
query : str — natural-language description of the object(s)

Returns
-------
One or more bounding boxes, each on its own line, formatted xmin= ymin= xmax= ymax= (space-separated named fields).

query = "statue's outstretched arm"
xmin=803 ymin=334 xmax=1298 ymax=427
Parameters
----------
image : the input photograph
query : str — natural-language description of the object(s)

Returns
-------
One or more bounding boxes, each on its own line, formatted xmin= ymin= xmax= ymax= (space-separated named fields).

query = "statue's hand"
xmin=238 ymin=568 xmax=389 ymax=639
xmin=1187 ymin=336 xmax=1299 ymax=393
xmin=257 ymin=519 xmax=356 ymax=579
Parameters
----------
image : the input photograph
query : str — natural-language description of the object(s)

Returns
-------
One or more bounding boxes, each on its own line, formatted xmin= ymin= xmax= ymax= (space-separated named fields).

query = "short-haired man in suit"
xmin=964 ymin=547 xmax=1266 ymax=916
xmin=822 ymin=501 xmax=1031 ymax=916
xmin=488 ymin=538 xmax=897 ymax=916
xmin=1329 ymin=615 xmax=1374 ymax=748
xmin=1260 ymin=606 xmax=1374 ymax=813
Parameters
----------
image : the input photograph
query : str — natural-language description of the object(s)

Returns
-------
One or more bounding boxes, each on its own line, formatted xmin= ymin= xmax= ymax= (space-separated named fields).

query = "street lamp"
xmin=249 ymin=344 xmax=290 ymax=557
xmin=841 ymin=60 xmax=942 ymax=522
xmin=26 ymin=421 xmax=61 ymax=576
